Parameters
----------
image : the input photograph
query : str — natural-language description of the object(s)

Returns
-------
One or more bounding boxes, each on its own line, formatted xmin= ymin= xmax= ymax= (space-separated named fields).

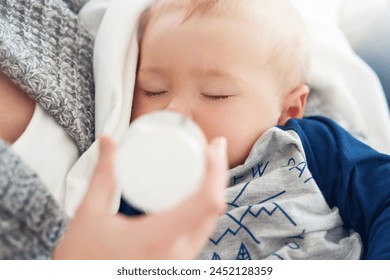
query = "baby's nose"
xmin=165 ymin=97 xmax=193 ymax=120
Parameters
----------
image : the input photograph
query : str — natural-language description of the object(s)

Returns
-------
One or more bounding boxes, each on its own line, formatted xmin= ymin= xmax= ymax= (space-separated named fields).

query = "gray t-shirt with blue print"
xmin=198 ymin=127 xmax=362 ymax=260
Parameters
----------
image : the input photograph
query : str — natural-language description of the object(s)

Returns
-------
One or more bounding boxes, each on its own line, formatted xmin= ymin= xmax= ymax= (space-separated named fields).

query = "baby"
xmin=129 ymin=0 xmax=390 ymax=259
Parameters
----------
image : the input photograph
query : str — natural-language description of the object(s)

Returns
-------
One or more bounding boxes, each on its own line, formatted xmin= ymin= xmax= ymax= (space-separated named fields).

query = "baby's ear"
xmin=278 ymin=84 xmax=309 ymax=125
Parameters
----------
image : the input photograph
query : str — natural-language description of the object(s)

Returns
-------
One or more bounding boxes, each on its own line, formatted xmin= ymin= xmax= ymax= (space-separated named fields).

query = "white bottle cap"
xmin=116 ymin=111 xmax=206 ymax=213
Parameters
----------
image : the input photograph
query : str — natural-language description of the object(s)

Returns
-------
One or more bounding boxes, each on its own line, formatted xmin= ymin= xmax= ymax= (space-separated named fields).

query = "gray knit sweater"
xmin=0 ymin=0 xmax=94 ymax=259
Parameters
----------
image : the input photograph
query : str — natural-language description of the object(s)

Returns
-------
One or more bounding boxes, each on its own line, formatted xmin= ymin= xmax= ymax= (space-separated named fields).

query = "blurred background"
xmin=355 ymin=3 xmax=390 ymax=109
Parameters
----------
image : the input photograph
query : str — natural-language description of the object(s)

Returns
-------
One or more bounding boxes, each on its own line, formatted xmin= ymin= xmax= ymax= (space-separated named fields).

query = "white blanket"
xmin=292 ymin=0 xmax=390 ymax=152
xmin=63 ymin=0 xmax=390 ymax=216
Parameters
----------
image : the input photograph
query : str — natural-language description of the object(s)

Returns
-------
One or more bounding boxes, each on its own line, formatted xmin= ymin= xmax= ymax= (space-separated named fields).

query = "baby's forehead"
xmin=144 ymin=3 xmax=283 ymax=55
xmin=142 ymin=0 xmax=301 ymax=44
xmin=141 ymin=0 xmax=309 ymax=92
xmin=146 ymin=0 xmax=265 ymax=25
xmin=142 ymin=2 xmax=279 ymax=54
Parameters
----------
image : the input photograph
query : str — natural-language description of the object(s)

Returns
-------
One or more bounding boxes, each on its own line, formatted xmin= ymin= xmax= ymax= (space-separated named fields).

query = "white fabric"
xmin=338 ymin=0 xmax=389 ymax=48
xmin=11 ymin=104 xmax=79 ymax=206
xmin=65 ymin=0 xmax=153 ymax=216
xmin=292 ymin=0 xmax=390 ymax=154
xmin=80 ymin=0 xmax=153 ymax=140
xmin=64 ymin=0 xmax=390 ymax=216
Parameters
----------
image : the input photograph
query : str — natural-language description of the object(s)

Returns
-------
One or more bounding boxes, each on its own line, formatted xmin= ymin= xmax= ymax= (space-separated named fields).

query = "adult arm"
xmin=0 ymin=140 xmax=68 ymax=259
xmin=0 ymin=136 xmax=227 ymax=259
xmin=0 ymin=0 xmax=95 ymax=153
xmin=63 ymin=0 xmax=92 ymax=13
xmin=54 ymin=136 xmax=228 ymax=259
xmin=283 ymin=117 xmax=390 ymax=259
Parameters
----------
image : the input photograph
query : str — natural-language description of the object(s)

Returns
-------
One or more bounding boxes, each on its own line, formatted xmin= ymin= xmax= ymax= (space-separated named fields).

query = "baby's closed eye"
xmin=144 ymin=90 xmax=168 ymax=98
xmin=201 ymin=93 xmax=232 ymax=101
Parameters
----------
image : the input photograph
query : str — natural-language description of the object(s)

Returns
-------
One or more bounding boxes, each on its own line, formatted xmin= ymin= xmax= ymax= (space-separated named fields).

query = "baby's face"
xmin=133 ymin=12 xmax=284 ymax=168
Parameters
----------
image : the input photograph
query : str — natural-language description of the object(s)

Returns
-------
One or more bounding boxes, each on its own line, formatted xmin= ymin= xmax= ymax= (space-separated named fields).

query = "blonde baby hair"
xmin=138 ymin=0 xmax=309 ymax=94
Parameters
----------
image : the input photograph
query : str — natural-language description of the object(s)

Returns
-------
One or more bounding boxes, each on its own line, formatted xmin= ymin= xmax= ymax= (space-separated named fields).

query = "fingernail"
xmin=212 ymin=137 xmax=227 ymax=157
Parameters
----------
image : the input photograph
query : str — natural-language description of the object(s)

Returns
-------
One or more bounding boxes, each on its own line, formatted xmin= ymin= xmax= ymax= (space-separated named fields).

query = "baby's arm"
xmin=284 ymin=116 xmax=390 ymax=259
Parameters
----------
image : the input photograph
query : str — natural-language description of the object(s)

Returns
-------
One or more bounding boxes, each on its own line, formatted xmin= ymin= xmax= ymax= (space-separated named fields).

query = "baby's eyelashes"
xmin=139 ymin=88 xmax=234 ymax=101
xmin=201 ymin=93 xmax=232 ymax=101
xmin=144 ymin=91 xmax=168 ymax=98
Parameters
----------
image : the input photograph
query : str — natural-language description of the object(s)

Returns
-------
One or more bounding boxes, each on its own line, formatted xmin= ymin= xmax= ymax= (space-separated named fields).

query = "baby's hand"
xmin=53 ymin=136 xmax=227 ymax=259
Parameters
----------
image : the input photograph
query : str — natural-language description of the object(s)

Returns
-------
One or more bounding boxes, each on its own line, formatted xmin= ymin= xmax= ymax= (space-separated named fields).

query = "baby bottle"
xmin=116 ymin=111 xmax=206 ymax=213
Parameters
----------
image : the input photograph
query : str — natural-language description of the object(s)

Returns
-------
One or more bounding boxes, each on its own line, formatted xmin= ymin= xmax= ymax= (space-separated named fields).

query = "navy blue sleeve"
xmin=280 ymin=116 xmax=390 ymax=259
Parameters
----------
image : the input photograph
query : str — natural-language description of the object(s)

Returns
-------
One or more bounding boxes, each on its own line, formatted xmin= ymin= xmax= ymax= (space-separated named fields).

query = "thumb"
xmin=82 ymin=136 xmax=117 ymax=210
xmin=165 ymin=137 xmax=228 ymax=234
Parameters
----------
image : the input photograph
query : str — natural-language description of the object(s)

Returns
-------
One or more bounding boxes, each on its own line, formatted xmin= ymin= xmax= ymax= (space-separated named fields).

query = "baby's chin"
xmin=228 ymin=152 xmax=250 ymax=169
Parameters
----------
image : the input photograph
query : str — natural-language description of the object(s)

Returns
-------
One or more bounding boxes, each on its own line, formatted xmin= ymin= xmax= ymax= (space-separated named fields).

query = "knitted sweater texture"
xmin=0 ymin=0 xmax=94 ymax=259
xmin=0 ymin=0 xmax=94 ymax=153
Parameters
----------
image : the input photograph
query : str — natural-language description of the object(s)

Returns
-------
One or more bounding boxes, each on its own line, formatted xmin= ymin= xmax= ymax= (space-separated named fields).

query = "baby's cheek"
xmin=203 ymin=126 xmax=244 ymax=168
xmin=130 ymin=96 xmax=153 ymax=122
xmin=226 ymin=137 xmax=248 ymax=168
xmin=226 ymin=127 xmax=267 ymax=168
